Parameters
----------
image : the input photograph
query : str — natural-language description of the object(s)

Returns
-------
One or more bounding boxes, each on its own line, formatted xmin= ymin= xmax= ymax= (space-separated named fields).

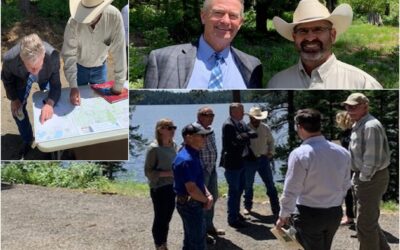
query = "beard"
xmin=298 ymin=40 xmax=327 ymax=61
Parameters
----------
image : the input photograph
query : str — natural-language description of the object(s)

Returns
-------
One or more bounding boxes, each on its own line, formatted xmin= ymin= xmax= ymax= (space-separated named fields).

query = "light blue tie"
xmin=208 ymin=53 xmax=223 ymax=89
xmin=22 ymin=74 xmax=36 ymax=105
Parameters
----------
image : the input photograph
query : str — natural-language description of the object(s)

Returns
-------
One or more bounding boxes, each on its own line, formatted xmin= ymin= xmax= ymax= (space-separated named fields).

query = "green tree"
xmin=340 ymin=0 xmax=387 ymax=25
xmin=129 ymin=91 xmax=149 ymax=158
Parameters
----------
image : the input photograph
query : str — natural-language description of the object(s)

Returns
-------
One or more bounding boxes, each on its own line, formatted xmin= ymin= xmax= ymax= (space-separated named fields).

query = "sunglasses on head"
xmin=200 ymin=113 xmax=215 ymax=117
xmin=161 ymin=125 xmax=177 ymax=131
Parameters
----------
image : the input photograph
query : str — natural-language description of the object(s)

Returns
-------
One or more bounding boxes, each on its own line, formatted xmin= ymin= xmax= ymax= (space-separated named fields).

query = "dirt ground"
xmin=1 ymin=16 xmax=116 ymax=160
xmin=2 ymin=184 xmax=399 ymax=250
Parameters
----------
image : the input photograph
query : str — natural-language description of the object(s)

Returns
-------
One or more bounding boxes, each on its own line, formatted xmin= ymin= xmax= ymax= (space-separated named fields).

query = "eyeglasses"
xmin=161 ymin=125 xmax=177 ymax=131
xmin=200 ymin=113 xmax=215 ymax=117
xmin=293 ymin=26 xmax=332 ymax=36
xmin=210 ymin=9 xmax=241 ymax=21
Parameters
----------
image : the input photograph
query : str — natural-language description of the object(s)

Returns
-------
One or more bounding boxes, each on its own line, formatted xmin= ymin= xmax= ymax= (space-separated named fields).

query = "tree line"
xmin=129 ymin=90 xmax=399 ymax=201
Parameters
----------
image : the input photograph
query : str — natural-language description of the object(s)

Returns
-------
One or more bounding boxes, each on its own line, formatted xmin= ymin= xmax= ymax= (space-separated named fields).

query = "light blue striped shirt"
xmin=187 ymin=35 xmax=246 ymax=89
xmin=279 ymin=135 xmax=351 ymax=218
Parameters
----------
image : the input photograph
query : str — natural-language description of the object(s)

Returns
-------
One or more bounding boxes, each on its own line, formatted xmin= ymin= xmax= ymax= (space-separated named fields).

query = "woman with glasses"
xmin=144 ymin=118 xmax=178 ymax=250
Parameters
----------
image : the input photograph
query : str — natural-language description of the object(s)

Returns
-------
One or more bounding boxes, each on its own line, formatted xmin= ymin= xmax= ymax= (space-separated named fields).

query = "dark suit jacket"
xmin=144 ymin=40 xmax=263 ymax=88
xmin=220 ymin=117 xmax=254 ymax=170
xmin=1 ymin=41 xmax=61 ymax=105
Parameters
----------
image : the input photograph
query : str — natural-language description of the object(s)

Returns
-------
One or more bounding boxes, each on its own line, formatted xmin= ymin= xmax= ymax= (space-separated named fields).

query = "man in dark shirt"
xmin=173 ymin=123 xmax=213 ymax=250
xmin=2 ymin=33 xmax=61 ymax=158
xmin=220 ymin=103 xmax=257 ymax=228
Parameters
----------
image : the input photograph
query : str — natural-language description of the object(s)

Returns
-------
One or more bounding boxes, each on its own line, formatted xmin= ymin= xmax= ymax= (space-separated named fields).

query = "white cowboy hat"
xmin=247 ymin=107 xmax=268 ymax=120
xmin=273 ymin=0 xmax=353 ymax=41
xmin=69 ymin=0 xmax=113 ymax=24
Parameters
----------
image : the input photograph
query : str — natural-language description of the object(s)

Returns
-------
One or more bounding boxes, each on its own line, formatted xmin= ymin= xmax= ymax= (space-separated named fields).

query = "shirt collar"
xmin=185 ymin=144 xmax=200 ymax=156
xmin=198 ymin=35 xmax=230 ymax=65
xmin=302 ymin=135 xmax=325 ymax=145
xmin=297 ymin=53 xmax=337 ymax=81
xmin=353 ymin=113 xmax=372 ymax=130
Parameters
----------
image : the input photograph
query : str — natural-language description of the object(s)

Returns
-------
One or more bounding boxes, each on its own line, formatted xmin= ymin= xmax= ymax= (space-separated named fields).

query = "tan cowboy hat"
xmin=273 ymin=0 xmax=353 ymax=41
xmin=69 ymin=0 xmax=113 ymax=24
xmin=247 ymin=107 xmax=268 ymax=120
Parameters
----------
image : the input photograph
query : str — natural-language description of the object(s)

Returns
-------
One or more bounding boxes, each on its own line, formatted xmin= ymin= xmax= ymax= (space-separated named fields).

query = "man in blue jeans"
xmin=243 ymin=107 xmax=280 ymax=217
xmin=1 ymin=33 xmax=61 ymax=159
xmin=62 ymin=0 xmax=126 ymax=105
xmin=220 ymin=103 xmax=256 ymax=228
xmin=173 ymin=123 xmax=213 ymax=250
xmin=194 ymin=106 xmax=225 ymax=243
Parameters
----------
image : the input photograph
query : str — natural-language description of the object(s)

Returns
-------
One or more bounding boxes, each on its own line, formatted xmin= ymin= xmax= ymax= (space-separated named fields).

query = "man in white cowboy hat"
xmin=268 ymin=0 xmax=382 ymax=89
xmin=342 ymin=93 xmax=390 ymax=250
xmin=242 ymin=107 xmax=280 ymax=218
xmin=62 ymin=0 xmax=126 ymax=105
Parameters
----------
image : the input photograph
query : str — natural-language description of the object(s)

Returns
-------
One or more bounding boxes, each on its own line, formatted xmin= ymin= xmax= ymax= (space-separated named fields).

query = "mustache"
xmin=300 ymin=40 xmax=323 ymax=50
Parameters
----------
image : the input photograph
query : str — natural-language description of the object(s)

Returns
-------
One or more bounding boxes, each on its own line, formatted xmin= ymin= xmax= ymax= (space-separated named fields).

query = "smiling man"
xmin=144 ymin=0 xmax=262 ymax=89
xmin=268 ymin=0 xmax=382 ymax=89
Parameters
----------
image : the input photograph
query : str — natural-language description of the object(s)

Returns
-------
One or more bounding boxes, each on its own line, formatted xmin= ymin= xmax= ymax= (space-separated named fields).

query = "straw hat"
xmin=247 ymin=107 xmax=268 ymax=120
xmin=273 ymin=0 xmax=353 ymax=41
xmin=69 ymin=0 xmax=113 ymax=23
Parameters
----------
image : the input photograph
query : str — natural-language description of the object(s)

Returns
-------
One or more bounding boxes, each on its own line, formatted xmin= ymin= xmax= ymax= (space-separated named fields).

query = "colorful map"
xmin=33 ymin=85 xmax=128 ymax=143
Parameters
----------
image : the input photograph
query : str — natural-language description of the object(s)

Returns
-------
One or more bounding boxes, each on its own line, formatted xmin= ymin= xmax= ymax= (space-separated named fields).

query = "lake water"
xmin=125 ymin=103 xmax=288 ymax=184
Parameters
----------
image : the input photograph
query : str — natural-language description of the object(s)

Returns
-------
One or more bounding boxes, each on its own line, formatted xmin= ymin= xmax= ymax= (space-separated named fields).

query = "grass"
xmin=130 ymin=21 xmax=399 ymax=89
xmin=381 ymin=200 xmax=399 ymax=213
xmin=94 ymin=180 xmax=398 ymax=213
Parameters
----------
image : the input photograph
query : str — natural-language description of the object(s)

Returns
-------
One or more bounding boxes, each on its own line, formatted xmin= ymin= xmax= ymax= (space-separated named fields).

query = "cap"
xmin=182 ymin=123 xmax=213 ymax=137
xmin=341 ymin=93 xmax=369 ymax=106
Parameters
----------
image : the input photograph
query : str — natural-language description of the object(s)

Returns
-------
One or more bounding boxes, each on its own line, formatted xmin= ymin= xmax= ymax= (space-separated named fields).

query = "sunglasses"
xmin=161 ymin=125 xmax=177 ymax=131
xmin=200 ymin=113 xmax=215 ymax=117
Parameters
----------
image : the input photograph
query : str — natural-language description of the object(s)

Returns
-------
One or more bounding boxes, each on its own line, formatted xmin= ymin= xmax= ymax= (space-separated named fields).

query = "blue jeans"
xmin=176 ymin=200 xmax=206 ymax=250
xmin=244 ymin=156 xmax=280 ymax=215
xmin=77 ymin=63 xmax=107 ymax=86
xmin=204 ymin=168 xmax=218 ymax=231
xmin=12 ymin=81 xmax=49 ymax=144
xmin=224 ymin=168 xmax=245 ymax=224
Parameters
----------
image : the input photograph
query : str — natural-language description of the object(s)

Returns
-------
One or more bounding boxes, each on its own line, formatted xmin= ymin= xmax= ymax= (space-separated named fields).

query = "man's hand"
xmin=11 ymin=99 xmax=22 ymax=117
xmin=70 ymin=87 xmax=81 ymax=105
xmin=40 ymin=99 xmax=54 ymax=124
xmin=276 ymin=216 xmax=289 ymax=230
xmin=204 ymin=195 xmax=213 ymax=210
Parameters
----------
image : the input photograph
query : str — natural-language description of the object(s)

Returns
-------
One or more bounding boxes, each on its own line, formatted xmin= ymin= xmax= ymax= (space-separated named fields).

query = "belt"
xmin=255 ymin=154 xmax=267 ymax=158
xmin=176 ymin=195 xmax=192 ymax=205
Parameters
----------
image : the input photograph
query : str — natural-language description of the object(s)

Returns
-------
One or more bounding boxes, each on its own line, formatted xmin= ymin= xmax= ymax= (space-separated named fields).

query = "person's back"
xmin=291 ymin=137 xmax=350 ymax=206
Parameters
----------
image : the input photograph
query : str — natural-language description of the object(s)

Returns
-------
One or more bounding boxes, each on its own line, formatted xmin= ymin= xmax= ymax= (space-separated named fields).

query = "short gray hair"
xmin=19 ymin=33 xmax=45 ymax=63
xmin=202 ymin=0 xmax=244 ymax=17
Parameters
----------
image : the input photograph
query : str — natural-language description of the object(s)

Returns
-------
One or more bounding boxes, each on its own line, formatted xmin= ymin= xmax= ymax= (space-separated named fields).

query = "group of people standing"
xmin=144 ymin=104 xmax=280 ymax=249
xmin=1 ymin=0 xmax=128 ymax=159
xmin=144 ymin=92 xmax=391 ymax=250
xmin=275 ymin=92 xmax=391 ymax=250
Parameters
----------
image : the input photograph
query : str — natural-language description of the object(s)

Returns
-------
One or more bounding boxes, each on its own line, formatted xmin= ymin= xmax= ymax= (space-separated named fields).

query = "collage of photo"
xmin=1 ymin=0 xmax=399 ymax=249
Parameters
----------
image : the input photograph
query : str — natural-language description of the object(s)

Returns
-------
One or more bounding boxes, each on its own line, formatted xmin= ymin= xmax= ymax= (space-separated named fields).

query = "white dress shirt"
xmin=279 ymin=135 xmax=351 ymax=218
